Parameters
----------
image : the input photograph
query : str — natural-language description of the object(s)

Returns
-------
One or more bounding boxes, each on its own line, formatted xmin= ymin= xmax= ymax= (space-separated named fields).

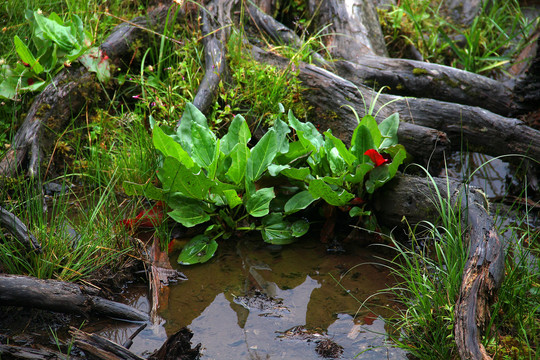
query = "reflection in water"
xmin=160 ymin=237 xmax=406 ymax=359
xmin=443 ymin=152 xmax=512 ymax=198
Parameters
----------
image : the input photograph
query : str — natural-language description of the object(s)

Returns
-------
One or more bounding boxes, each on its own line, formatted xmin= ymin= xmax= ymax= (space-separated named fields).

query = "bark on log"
xmin=373 ymin=173 xmax=505 ymax=360
xmin=332 ymin=56 xmax=519 ymax=116
xmin=307 ymin=0 xmax=388 ymax=59
xmin=0 ymin=206 xmax=41 ymax=252
xmin=441 ymin=0 xmax=484 ymax=26
xmin=0 ymin=274 xmax=148 ymax=322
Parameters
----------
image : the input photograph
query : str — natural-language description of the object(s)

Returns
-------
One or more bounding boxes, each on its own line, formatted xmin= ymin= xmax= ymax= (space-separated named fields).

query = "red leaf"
xmin=123 ymin=201 xmax=164 ymax=229
xmin=364 ymin=149 xmax=390 ymax=167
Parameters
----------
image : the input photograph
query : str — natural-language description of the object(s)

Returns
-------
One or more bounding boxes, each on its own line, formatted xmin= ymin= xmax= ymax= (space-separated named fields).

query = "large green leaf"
xmin=152 ymin=125 xmax=196 ymax=170
xmin=168 ymin=202 xmax=211 ymax=227
xmin=359 ymin=115 xmax=381 ymax=148
xmin=178 ymin=103 xmax=208 ymax=154
xmin=327 ymin=146 xmax=347 ymax=176
xmin=221 ymin=115 xmax=251 ymax=155
xmin=386 ymin=144 xmax=407 ymax=177
xmin=379 ymin=113 xmax=400 ymax=149
xmin=274 ymin=140 xmax=311 ymax=166
xmin=281 ymin=167 xmax=311 ymax=181
xmin=34 ymin=12 xmax=78 ymax=51
xmin=308 ymin=179 xmax=354 ymax=206
xmin=177 ymin=235 xmax=218 ymax=265
xmin=324 ymin=131 xmax=356 ymax=167
xmin=284 ymin=190 xmax=317 ymax=214
xmin=158 ymin=156 xmax=215 ymax=200
xmin=350 ymin=125 xmax=374 ymax=164
xmin=191 ymin=121 xmax=217 ymax=168
xmin=246 ymin=129 xmax=278 ymax=181
xmin=291 ymin=219 xmax=309 ymax=237
xmin=245 ymin=187 xmax=275 ymax=217
xmin=223 ymin=189 xmax=242 ymax=208
xmin=288 ymin=110 xmax=324 ymax=151
xmin=273 ymin=118 xmax=291 ymax=154
xmin=365 ymin=165 xmax=390 ymax=194
xmin=226 ymin=143 xmax=249 ymax=185
xmin=14 ymin=36 xmax=43 ymax=74
xmin=260 ymin=213 xmax=297 ymax=245
xmin=344 ymin=163 xmax=373 ymax=184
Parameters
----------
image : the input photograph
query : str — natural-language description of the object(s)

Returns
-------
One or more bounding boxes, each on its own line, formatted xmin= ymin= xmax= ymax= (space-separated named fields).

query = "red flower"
xmin=364 ymin=149 xmax=391 ymax=167
xmin=27 ymin=78 xmax=34 ymax=86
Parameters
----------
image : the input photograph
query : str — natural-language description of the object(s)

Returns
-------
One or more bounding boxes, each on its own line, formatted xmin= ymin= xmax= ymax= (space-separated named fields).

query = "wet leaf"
xmin=260 ymin=213 xmax=296 ymax=245
xmin=359 ymin=115 xmax=381 ymax=149
xmin=168 ymin=202 xmax=210 ymax=227
xmin=123 ymin=181 xmax=164 ymax=201
xmin=288 ymin=110 xmax=324 ymax=150
xmin=152 ymin=125 xmax=196 ymax=170
xmin=246 ymin=129 xmax=278 ymax=181
xmin=221 ymin=115 xmax=251 ymax=155
xmin=291 ymin=219 xmax=309 ymax=237
xmin=157 ymin=157 xmax=215 ymax=200
xmin=178 ymin=235 xmax=218 ymax=265
xmin=226 ymin=143 xmax=249 ymax=185
xmin=284 ymin=190 xmax=317 ymax=214
xmin=177 ymin=103 xmax=208 ymax=154
xmin=245 ymin=187 xmax=275 ymax=217
xmin=351 ymin=125 xmax=374 ymax=164
xmin=308 ymin=179 xmax=354 ymax=206
xmin=191 ymin=121 xmax=217 ymax=169
xmin=324 ymin=131 xmax=356 ymax=167
xmin=379 ymin=113 xmax=399 ymax=148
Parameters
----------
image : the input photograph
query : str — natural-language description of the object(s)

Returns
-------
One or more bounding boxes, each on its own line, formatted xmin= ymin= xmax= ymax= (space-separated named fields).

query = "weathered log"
xmin=0 ymin=274 xmax=148 ymax=322
xmin=307 ymin=0 xmax=388 ymax=59
xmin=250 ymin=46 xmax=540 ymax=163
xmin=0 ymin=206 xmax=41 ymax=252
xmin=373 ymin=173 xmax=505 ymax=360
xmin=332 ymin=56 xmax=519 ymax=116
xmin=70 ymin=327 xmax=145 ymax=360
xmin=250 ymin=45 xmax=450 ymax=164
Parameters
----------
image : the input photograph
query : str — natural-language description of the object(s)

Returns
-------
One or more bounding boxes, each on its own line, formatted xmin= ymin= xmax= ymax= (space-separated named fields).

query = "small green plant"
xmin=125 ymin=102 xmax=406 ymax=265
xmin=0 ymin=9 xmax=110 ymax=100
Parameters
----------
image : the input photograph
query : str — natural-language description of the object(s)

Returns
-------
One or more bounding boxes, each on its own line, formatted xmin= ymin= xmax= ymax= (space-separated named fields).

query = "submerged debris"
xmin=315 ymin=338 xmax=344 ymax=358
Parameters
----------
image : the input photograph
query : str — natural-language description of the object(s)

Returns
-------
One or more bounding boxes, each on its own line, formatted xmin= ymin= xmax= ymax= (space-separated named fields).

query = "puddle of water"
xmin=155 ymin=237 xmax=406 ymax=359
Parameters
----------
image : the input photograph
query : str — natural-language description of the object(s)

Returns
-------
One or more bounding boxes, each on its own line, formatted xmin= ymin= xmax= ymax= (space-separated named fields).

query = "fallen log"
xmin=0 ymin=274 xmax=148 ymax=322
xmin=249 ymin=46 xmax=540 ymax=163
xmin=0 ymin=206 xmax=41 ymax=252
xmin=373 ymin=173 xmax=505 ymax=360
xmin=332 ymin=56 xmax=519 ymax=116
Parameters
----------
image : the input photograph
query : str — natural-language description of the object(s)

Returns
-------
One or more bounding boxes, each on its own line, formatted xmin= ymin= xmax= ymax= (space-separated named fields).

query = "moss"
xmin=412 ymin=67 xmax=429 ymax=76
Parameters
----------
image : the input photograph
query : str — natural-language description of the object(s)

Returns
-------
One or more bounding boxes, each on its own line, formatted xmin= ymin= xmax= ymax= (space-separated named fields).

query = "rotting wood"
xmin=71 ymin=327 xmax=145 ymax=360
xmin=0 ymin=274 xmax=148 ymax=322
xmin=372 ymin=173 xmax=505 ymax=360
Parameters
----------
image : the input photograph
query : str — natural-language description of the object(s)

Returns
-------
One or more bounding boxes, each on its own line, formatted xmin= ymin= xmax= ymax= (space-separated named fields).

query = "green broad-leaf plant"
xmin=124 ymin=103 xmax=406 ymax=265
xmin=0 ymin=9 xmax=110 ymax=100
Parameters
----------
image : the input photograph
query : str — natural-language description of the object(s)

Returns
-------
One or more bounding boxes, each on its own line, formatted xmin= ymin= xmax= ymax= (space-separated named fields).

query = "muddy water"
xmin=97 ymin=237 xmax=406 ymax=359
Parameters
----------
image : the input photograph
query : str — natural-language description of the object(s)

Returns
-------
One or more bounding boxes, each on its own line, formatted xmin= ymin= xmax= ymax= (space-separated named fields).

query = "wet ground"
xmin=91 ymin=237 xmax=406 ymax=359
